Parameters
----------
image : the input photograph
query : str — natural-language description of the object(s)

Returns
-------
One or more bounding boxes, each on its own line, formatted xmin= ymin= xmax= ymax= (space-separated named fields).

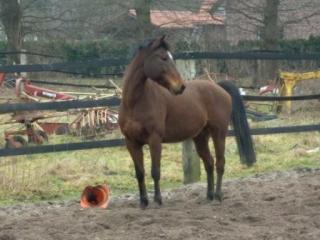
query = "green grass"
xmin=0 ymin=128 xmax=319 ymax=205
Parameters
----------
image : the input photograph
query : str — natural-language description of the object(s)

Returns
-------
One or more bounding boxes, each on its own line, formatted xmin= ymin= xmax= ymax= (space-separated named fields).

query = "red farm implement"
xmin=0 ymin=73 xmax=119 ymax=148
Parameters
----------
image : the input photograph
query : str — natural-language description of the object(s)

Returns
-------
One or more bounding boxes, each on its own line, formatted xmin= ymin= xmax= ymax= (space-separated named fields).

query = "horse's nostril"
xmin=172 ymin=83 xmax=186 ymax=95
xmin=177 ymin=84 xmax=186 ymax=94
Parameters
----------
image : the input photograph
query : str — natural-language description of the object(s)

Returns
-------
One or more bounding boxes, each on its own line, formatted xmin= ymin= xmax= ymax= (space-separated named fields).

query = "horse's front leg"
xmin=125 ymin=138 xmax=149 ymax=208
xmin=148 ymin=133 xmax=163 ymax=205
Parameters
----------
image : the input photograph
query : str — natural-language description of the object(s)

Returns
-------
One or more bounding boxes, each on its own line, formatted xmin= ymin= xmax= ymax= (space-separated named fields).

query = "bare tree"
xmin=0 ymin=0 xmax=77 ymax=63
xmin=225 ymin=0 xmax=320 ymax=46
xmin=262 ymin=0 xmax=280 ymax=50
xmin=260 ymin=0 xmax=280 ymax=85
xmin=134 ymin=0 xmax=152 ymax=40
xmin=222 ymin=0 xmax=320 ymax=85
xmin=0 ymin=0 xmax=22 ymax=64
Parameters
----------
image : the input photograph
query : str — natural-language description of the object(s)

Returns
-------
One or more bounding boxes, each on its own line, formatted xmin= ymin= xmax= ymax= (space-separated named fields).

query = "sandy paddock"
xmin=0 ymin=168 xmax=319 ymax=240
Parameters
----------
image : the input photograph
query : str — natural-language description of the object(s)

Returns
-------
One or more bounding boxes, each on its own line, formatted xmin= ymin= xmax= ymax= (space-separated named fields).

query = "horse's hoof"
xmin=214 ymin=192 xmax=223 ymax=202
xmin=207 ymin=192 xmax=214 ymax=201
xmin=140 ymin=197 xmax=149 ymax=209
xmin=154 ymin=195 xmax=162 ymax=205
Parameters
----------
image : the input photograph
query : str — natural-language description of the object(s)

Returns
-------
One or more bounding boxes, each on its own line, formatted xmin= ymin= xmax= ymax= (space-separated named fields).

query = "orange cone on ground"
xmin=80 ymin=184 xmax=110 ymax=209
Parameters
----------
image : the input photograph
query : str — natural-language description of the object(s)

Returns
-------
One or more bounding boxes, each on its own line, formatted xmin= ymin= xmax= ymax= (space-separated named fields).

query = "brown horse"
xmin=119 ymin=36 xmax=255 ymax=208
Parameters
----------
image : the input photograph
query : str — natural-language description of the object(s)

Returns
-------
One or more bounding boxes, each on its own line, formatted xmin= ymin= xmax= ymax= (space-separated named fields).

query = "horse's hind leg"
xmin=193 ymin=131 xmax=214 ymax=200
xmin=125 ymin=138 xmax=149 ymax=208
xmin=211 ymin=129 xmax=227 ymax=202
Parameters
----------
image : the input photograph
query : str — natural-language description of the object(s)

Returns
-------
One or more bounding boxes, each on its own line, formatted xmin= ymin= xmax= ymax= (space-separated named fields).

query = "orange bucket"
xmin=80 ymin=184 xmax=110 ymax=209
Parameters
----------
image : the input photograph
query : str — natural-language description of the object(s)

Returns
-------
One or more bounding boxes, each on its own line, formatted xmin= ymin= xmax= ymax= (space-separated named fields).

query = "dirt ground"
xmin=0 ymin=168 xmax=319 ymax=240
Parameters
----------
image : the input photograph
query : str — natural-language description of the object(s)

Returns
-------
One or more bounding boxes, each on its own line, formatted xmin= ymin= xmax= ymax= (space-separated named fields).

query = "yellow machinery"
xmin=279 ymin=70 xmax=320 ymax=113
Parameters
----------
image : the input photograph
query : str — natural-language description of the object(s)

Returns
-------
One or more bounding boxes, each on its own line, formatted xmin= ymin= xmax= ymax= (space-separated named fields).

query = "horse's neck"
xmin=123 ymin=65 xmax=147 ymax=108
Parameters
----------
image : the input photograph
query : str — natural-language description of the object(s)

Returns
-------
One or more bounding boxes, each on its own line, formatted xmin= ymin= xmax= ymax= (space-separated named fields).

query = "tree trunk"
xmin=262 ymin=0 xmax=280 ymax=50
xmin=260 ymin=0 xmax=280 ymax=84
xmin=134 ymin=0 xmax=152 ymax=41
xmin=0 ymin=0 xmax=22 ymax=65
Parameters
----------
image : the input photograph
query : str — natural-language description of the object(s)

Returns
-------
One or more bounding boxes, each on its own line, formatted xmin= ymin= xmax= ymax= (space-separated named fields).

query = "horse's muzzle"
xmin=172 ymin=84 xmax=186 ymax=95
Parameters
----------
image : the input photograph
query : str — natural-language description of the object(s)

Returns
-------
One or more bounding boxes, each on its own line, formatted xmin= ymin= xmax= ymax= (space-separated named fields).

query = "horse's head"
xmin=140 ymin=36 xmax=186 ymax=95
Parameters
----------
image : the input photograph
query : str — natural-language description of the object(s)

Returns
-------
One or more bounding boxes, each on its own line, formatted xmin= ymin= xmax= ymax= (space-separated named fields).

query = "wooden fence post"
xmin=176 ymin=59 xmax=200 ymax=184
xmin=20 ymin=49 xmax=27 ymax=77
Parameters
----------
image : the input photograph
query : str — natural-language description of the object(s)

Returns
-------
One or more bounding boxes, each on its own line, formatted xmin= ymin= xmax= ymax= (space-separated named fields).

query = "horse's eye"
xmin=160 ymin=55 xmax=168 ymax=61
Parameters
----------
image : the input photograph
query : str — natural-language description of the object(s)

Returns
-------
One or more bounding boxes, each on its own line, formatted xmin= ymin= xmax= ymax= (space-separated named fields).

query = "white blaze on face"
xmin=167 ymin=51 xmax=174 ymax=61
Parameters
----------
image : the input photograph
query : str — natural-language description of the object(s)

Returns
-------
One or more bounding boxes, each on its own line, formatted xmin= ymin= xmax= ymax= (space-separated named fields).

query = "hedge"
xmin=0 ymin=35 xmax=320 ymax=74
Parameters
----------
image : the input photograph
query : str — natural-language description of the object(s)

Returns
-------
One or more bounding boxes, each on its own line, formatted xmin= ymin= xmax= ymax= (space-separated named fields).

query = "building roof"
xmin=129 ymin=0 xmax=225 ymax=29
xmin=154 ymin=0 xmax=210 ymax=12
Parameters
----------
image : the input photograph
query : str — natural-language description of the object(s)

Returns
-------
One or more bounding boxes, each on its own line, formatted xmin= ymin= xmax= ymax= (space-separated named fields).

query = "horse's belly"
xmin=163 ymin=113 xmax=207 ymax=143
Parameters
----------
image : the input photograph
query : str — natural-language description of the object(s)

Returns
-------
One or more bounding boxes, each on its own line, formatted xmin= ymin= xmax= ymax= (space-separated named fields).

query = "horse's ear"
xmin=150 ymin=35 xmax=168 ymax=50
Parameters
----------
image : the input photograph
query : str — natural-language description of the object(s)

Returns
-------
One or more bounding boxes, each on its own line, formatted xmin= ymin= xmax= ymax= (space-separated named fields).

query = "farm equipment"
xmin=1 ymin=73 xmax=119 ymax=148
xmin=278 ymin=70 xmax=320 ymax=113
xmin=15 ymin=77 xmax=74 ymax=101
xmin=5 ymin=122 xmax=48 ymax=148
xmin=260 ymin=70 xmax=320 ymax=113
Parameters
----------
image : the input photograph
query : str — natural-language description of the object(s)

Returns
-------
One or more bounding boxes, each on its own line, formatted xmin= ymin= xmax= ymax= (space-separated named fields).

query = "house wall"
xmin=162 ymin=24 xmax=226 ymax=51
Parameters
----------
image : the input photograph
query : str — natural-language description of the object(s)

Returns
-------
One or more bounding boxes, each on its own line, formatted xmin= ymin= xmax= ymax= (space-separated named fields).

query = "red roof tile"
xmin=129 ymin=0 xmax=224 ymax=29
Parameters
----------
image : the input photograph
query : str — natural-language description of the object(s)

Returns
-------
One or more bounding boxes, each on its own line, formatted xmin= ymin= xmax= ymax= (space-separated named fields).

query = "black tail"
xmin=218 ymin=80 xmax=256 ymax=166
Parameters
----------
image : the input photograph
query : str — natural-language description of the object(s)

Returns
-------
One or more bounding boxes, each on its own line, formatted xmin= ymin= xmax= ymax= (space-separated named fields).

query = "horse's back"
xmin=185 ymin=80 xmax=232 ymax=130
xmin=184 ymin=80 xmax=232 ymax=113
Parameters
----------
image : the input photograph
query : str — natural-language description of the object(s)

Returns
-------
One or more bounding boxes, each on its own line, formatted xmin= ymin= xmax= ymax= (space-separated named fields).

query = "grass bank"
xmin=0 ymin=129 xmax=319 ymax=205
